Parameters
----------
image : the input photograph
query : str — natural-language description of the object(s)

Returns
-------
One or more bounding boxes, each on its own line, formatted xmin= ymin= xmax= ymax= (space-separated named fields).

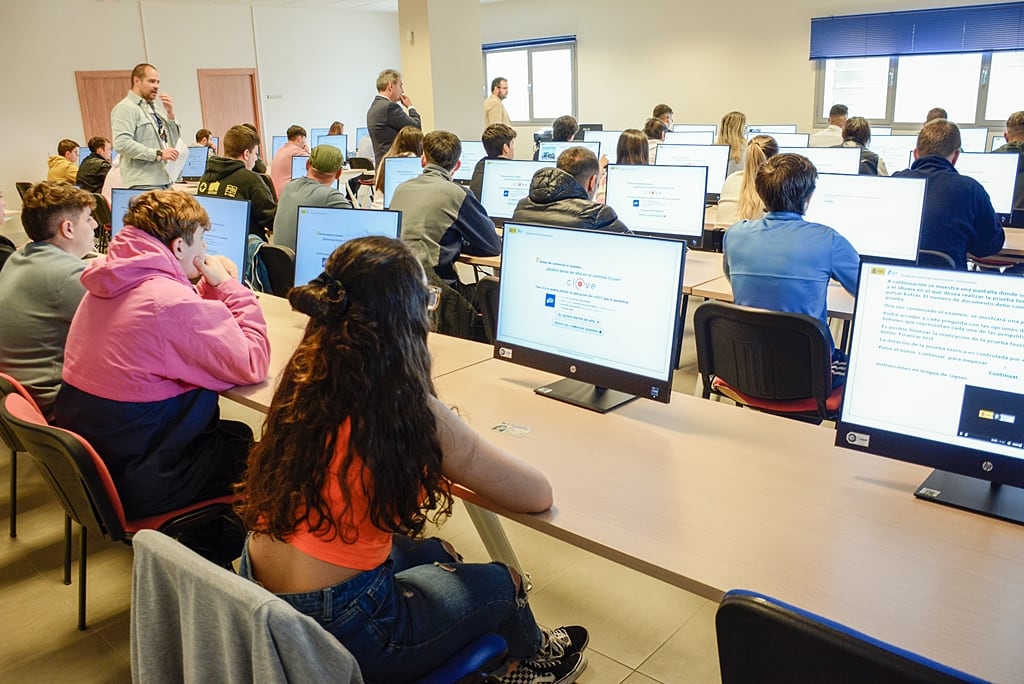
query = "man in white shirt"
xmin=483 ymin=77 xmax=512 ymax=127
xmin=810 ymin=104 xmax=848 ymax=148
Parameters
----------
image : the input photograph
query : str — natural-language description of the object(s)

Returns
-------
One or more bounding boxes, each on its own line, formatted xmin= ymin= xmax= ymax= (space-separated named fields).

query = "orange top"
xmin=287 ymin=420 xmax=393 ymax=570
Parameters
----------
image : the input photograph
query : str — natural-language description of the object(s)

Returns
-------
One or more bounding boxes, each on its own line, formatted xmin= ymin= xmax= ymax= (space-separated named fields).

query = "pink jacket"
xmin=62 ymin=226 xmax=270 ymax=402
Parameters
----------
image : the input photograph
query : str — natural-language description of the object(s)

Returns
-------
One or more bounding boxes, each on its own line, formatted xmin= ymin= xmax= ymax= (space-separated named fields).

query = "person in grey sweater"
xmin=0 ymin=182 xmax=97 ymax=417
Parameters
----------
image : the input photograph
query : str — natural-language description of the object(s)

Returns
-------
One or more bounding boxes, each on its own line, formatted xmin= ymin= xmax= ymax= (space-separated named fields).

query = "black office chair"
xmin=477 ymin=276 xmax=500 ymax=344
xmin=258 ymin=244 xmax=296 ymax=297
xmin=347 ymin=157 xmax=375 ymax=171
xmin=15 ymin=182 xmax=31 ymax=201
xmin=716 ymin=589 xmax=986 ymax=683
xmin=90 ymin=193 xmax=112 ymax=253
xmin=693 ymin=300 xmax=842 ymax=424
xmin=918 ymin=249 xmax=957 ymax=269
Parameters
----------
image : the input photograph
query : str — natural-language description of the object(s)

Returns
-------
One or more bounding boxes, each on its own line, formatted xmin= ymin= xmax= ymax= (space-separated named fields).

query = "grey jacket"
xmin=111 ymin=91 xmax=181 ymax=187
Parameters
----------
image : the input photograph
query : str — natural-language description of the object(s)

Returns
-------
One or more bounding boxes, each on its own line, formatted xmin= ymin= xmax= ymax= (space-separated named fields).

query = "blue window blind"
xmin=810 ymin=3 xmax=1024 ymax=59
xmin=483 ymin=35 xmax=575 ymax=52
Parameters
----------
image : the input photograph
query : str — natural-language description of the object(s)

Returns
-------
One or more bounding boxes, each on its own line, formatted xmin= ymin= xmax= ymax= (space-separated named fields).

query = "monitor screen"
xmin=356 ymin=127 xmax=369 ymax=147
xmin=210 ymin=136 xmax=219 ymax=153
xmin=673 ymin=123 xmax=718 ymax=137
xmin=180 ymin=146 xmax=210 ymax=181
xmin=991 ymin=136 xmax=1007 ymax=152
xmin=603 ymin=164 xmax=707 ymax=245
xmin=953 ymin=152 xmax=1019 ymax=215
xmin=537 ymin=140 xmax=601 ymax=162
xmin=383 ymin=156 xmax=424 ymax=208
xmin=869 ymin=134 xmax=918 ymax=175
xmin=78 ymin=146 xmax=91 ymax=165
xmin=584 ymin=130 xmax=624 ymax=165
xmin=291 ymin=155 xmax=310 ymax=179
xmin=803 ymin=173 xmax=926 ymax=262
xmin=479 ymin=159 xmax=555 ymax=220
xmin=110 ymin=188 xmax=147 ymax=237
xmin=653 ymin=144 xmax=730 ymax=198
xmin=494 ymin=223 xmax=687 ymax=412
xmin=573 ymin=123 xmax=603 ymax=140
xmin=314 ymin=134 xmax=348 ymax=159
xmin=272 ymin=136 xmax=288 ymax=158
xmin=836 ymin=262 xmax=1024 ymax=524
xmin=748 ymin=131 xmax=809 ymax=147
xmin=958 ymin=127 xmax=990 ymax=153
xmin=747 ymin=124 xmax=798 ymax=134
xmin=309 ymin=128 xmax=329 ymax=147
xmin=778 ymin=146 xmax=861 ymax=175
xmin=294 ymin=206 xmax=402 ymax=286
xmin=664 ymin=131 xmax=715 ymax=146
xmin=192 ymin=195 xmax=250 ymax=283
xmin=453 ymin=141 xmax=487 ymax=182
xmin=870 ymin=126 xmax=892 ymax=137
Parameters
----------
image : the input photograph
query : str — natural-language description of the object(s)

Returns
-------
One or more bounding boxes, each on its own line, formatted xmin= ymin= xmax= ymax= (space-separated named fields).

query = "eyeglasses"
xmin=427 ymin=285 xmax=442 ymax=312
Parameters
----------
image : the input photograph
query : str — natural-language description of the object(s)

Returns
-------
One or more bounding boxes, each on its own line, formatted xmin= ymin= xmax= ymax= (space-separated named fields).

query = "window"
xmin=821 ymin=57 xmax=889 ymax=120
xmin=986 ymin=51 xmax=1024 ymax=121
xmin=483 ymin=37 xmax=576 ymax=125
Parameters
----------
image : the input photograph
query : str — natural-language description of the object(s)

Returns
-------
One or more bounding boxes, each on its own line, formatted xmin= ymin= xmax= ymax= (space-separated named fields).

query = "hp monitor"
xmin=778 ymin=146 xmax=861 ymax=175
xmin=77 ymin=146 xmax=91 ymax=165
xmin=291 ymin=155 xmax=310 ymax=179
xmin=179 ymin=146 xmax=211 ymax=182
xmin=837 ymin=262 xmax=1024 ymax=524
xmin=356 ymin=127 xmax=369 ymax=148
xmin=747 ymin=124 xmax=798 ymax=134
xmin=803 ymin=173 xmax=926 ymax=263
xmin=537 ymin=140 xmax=601 ymax=162
xmin=748 ymin=131 xmax=809 ymax=147
xmin=294 ymin=206 xmax=402 ymax=286
xmin=584 ymin=130 xmax=624 ymax=165
xmin=991 ymin=136 xmax=1006 ymax=152
xmin=653 ymin=144 xmax=730 ymax=200
xmin=453 ymin=141 xmax=487 ymax=182
xmin=210 ymin=136 xmax=218 ymax=153
xmin=382 ymin=156 xmax=424 ymax=208
xmin=603 ymin=164 xmax=707 ymax=247
xmin=664 ymin=131 xmax=715 ymax=146
xmin=958 ymin=128 xmax=990 ymax=153
xmin=314 ymin=134 xmax=348 ymax=159
xmin=309 ymin=128 xmax=329 ymax=147
xmin=952 ymin=152 xmax=1019 ymax=216
xmin=495 ymin=223 xmax=686 ymax=413
xmin=192 ymin=195 xmax=250 ymax=283
xmin=479 ymin=159 xmax=555 ymax=221
xmin=870 ymin=126 xmax=892 ymax=137
xmin=573 ymin=123 xmax=603 ymax=140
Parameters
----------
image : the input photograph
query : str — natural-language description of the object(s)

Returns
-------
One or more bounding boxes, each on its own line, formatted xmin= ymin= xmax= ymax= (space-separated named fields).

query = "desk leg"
xmin=462 ymin=501 xmax=532 ymax=592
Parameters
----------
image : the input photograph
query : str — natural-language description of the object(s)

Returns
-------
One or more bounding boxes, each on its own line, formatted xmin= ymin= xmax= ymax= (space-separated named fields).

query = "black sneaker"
xmin=532 ymin=625 xmax=589 ymax=663
xmin=501 ymin=652 xmax=588 ymax=684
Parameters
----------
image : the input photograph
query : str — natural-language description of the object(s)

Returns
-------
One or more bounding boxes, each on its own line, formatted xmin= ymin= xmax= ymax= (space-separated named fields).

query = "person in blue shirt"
xmin=893 ymin=119 xmax=1004 ymax=269
xmin=722 ymin=153 xmax=860 ymax=379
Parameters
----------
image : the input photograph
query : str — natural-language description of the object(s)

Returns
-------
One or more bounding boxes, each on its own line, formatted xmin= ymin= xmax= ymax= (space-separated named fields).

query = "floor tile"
xmin=621 ymin=672 xmax=665 ymax=684
xmin=577 ymin=648 xmax=633 ymax=684
xmin=638 ymin=600 xmax=722 ymax=684
xmin=0 ymin=628 xmax=131 ymax=683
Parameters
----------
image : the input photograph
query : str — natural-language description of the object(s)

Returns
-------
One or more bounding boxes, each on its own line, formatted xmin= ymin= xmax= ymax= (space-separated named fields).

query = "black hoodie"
xmin=197 ymin=156 xmax=277 ymax=238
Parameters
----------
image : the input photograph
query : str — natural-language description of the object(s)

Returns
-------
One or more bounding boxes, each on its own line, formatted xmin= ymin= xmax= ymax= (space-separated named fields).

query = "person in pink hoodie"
xmin=54 ymin=190 xmax=270 ymax=521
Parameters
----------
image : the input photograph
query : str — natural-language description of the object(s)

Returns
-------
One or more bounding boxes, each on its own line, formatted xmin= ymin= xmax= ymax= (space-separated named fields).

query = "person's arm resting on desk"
xmin=431 ymin=396 xmax=553 ymax=513
xmin=831 ymin=232 xmax=861 ymax=295
xmin=967 ymin=189 xmax=1006 ymax=259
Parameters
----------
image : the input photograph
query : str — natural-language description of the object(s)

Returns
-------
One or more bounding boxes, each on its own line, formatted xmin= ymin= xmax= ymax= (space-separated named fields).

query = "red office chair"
xmin=0 ymin=372 xmax=41 ymax=538
xmin=693 ymin=301 xmax=843 ymax=424
xmin=0 ymin=393 xmax=237 ymax=630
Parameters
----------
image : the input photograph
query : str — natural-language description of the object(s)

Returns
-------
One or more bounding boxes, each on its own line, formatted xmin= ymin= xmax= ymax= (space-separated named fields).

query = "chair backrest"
xmin=918 ymin=249 xmax=957 ymax=269
xmin=347 ymin=156 xmax=375 ymax=171
xmin=0 ymin=238 xmax=14 ymax=273
xmin=15 ymin=182 xmax=31 ymax=201
xmin=478 ymin=276 xmax=500 ymax=344
xmin=91 ymin=192 xmax=112 ymax=227
xmin=716 ymin=589 xmax=986 ymax=684
xmin=0 ymin=393 xmax=129 ymax=540
xmin=258 ymin=244 xmax=296 ymax=297
xmin=0 ymin=372 xmax=43 ymax=454
xmin=693 ymin=300 xmax=833 ymax=404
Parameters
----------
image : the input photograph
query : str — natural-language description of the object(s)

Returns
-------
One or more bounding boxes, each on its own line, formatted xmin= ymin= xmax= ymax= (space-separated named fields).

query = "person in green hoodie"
xmin=197 ymin=124 xmax=277 ymax=240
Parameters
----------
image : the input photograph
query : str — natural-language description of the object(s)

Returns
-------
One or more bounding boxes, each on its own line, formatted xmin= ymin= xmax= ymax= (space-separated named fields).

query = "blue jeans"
xmin=239 ymin=534 xmax=542 ymax=682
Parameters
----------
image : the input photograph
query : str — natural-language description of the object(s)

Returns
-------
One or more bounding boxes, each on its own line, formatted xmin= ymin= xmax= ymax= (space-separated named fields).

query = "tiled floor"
xmin=1 ymin=211 xmax=725 ymax=682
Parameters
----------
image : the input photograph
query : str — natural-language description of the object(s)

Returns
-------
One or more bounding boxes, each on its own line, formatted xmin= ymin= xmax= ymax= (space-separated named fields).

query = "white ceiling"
xmin=104 ymin=0 xmax=501 ymax=12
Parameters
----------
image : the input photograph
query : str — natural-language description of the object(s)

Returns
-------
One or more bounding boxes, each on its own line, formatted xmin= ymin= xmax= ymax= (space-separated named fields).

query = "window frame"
xmin=482 ymin=37 xmax=578 ymax=126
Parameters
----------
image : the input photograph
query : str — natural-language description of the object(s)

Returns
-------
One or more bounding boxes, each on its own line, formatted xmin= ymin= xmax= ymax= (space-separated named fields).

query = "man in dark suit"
xmin=366 ymin=69 xmax=422 ymax=163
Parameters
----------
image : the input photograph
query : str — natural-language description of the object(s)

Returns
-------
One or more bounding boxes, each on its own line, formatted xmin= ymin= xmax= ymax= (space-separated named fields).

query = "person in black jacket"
xmin=512 ymin=147 xmax=630 ymax=233
xmin=77 ymin=137 xmax=112 ymax=193
xmin=366 ymin=69 xmax=422 ymax=163
xmin=992 ymin=110 xmax=1024 ymax=223
xmin=197 ymin=124 xmax=277 ymax=240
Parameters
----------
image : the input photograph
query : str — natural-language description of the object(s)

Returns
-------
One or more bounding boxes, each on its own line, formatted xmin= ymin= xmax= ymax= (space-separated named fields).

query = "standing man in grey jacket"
xmin=366 ymin=69 xmax=422 ymax=163
xmin=111 ymin=63 xmax=181 ymax=189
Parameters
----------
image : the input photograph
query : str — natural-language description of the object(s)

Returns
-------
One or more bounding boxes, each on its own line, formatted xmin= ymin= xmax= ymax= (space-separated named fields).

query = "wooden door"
xmin=197 ymin=69 xmax=264 ymax=154
xmin=76 ymin=70 xmax=132 ymax=142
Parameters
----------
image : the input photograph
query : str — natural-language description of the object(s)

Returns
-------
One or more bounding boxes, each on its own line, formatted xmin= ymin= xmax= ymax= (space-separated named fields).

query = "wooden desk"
xmin=435 ymin=359 xmax=1024 ymax=683
xmin=458 ymin=254 xmax=502 ymax=269
xmin=682 ymin=250 xmax=725 ymax=294
xmin=1000 ymin=227 xmax=1024 ymax=257
xmin=689 ymin=275 xmax=855 ymax=320
xmin=222 ymin=294 xmax=496 ymax=412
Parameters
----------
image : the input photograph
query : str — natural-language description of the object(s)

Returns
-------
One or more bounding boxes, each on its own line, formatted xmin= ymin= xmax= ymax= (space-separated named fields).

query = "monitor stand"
xmin=534 ymin=378 xmax=637 ymax=414
xmin=915 ymin=470 xmax=1024 ymax=526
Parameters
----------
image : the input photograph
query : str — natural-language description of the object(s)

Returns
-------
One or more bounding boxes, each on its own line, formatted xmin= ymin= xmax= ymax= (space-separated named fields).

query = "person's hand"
xmin=195 ymin=254 xmax=235 ymax=287
xmin=400 ymin=94 xmax=413 ymax=108
xmin=161 ymin=148 xmax=180 ymax=161
xmin=159 ymin=92 xmax=175 ymax=119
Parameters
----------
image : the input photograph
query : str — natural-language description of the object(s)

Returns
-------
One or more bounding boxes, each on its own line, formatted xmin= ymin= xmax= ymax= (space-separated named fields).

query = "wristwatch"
xmin=155 ymin=149 xmax=162 ymax=161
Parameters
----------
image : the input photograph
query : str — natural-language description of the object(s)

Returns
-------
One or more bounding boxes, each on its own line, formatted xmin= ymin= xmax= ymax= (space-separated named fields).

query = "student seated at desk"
xmin=717 ymin=111 xmax=748 ymax=177
xmin=594 ymin=129 xmax=648 ymax=204
xmin=237 ymin=237 xmax=588 ymax=684
xmin=717 ymin=134 xmax=778 ymax=226
xmin=722 ymin=153 xmax=859 ymax=384
xmin=470 ymin=123 xmax=517 ymax=200
xmin=371 ymin=125 xmax=423 ymax=210
xmin=54 ymin=190 xmax=270 ymax=522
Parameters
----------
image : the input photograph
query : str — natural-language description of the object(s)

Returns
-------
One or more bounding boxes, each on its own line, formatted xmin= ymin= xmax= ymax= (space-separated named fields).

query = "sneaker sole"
xmin=553 ymin=653 xmax=587 ymax=684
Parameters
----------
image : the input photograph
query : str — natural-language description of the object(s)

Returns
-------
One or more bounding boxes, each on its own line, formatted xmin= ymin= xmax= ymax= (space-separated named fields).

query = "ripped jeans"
xmin=238 ymin=534 xmax=542 ymax=682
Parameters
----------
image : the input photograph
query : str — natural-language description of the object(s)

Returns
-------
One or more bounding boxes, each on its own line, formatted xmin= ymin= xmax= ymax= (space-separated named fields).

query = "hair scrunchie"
xmin=312 ymin=271 xmax=350 ymax=320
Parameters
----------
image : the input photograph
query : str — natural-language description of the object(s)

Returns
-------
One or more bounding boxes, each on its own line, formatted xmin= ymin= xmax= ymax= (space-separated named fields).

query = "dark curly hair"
xmin=237 ymin=236 xmax=452 ymax=542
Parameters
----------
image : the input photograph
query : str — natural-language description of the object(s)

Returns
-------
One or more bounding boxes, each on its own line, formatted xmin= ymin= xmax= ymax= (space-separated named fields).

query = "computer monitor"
xmin=664 ymin=131 xmax=715 ymax=146
xmin=603 ymin=164 xmax=707 ymax=247
xmin=77 ymin=146 xmax=91 ymax=165
xmin=538 ymin=140 xmax=601 ymax=163
xmin=494 ymin=223 xmax=686 ymax=413
xmin=803 ymin=173 xmax=926 ymax=263
xmin=453 ymin=141 xmax=487 ymax=182
xmin=870 ymin=126 xmax=892 ymax=137
xmin=958 ymin=127 xmax=990 ymax=153
xmin=293 ymin=206 xmax=402 ymax=286
xmin=179 ymin=146 xmax=210 ymax=182
xmin=778 ymin=146 xmax=861 ymax=175
xmin=192 ymin=195 xmax=250 ymax=283
xmin=356 ymin=127 xmax=369 ymax=148
xmin=314 ymin=134 xmax=348 ymax=159
xmin=869 ymin=135 xmax=918 ymax=174
xmin=309 ymin=128 xmax=329 ymax=147
xmin=748 ymin=131 xmax=810 ymax=147
xmin=673 ymin=123 xmax=718 ymax=137
xmin=479 ymin=159 xmax=555 ymax=220
xmin=836 ymin=262 xmax=1024 ymax=525
xmin=583 ymin=130 xmax=624 ymax=165
xmin=991 ymin=136 xmax=1007 ymax=152
xmin=289 ymin=155 xmax=339 ymax=189
xmin=210 ymin=136 xmax=219 ymax=153
xmin=573 ymin=123 xmax=603 ymax=141
xmin=272 ymin=135 xmax=288 ymax=158
xmin=954 ymin=152 xmax=1019 ymax=216
xmin=653 ymin=144 xmax=730 ymax=200
xmin=747 ymin=124 xmax=798 ymax=134
xmin=383 ymin=156 xmax=424 ymax=208
xmin=110 ymin=188 xmax=147 ymax=237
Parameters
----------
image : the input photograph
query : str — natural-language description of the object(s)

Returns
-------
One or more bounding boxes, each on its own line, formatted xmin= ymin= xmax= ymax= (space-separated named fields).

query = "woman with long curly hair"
xmin=236 ymin=236 xmax=588 ymax=684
